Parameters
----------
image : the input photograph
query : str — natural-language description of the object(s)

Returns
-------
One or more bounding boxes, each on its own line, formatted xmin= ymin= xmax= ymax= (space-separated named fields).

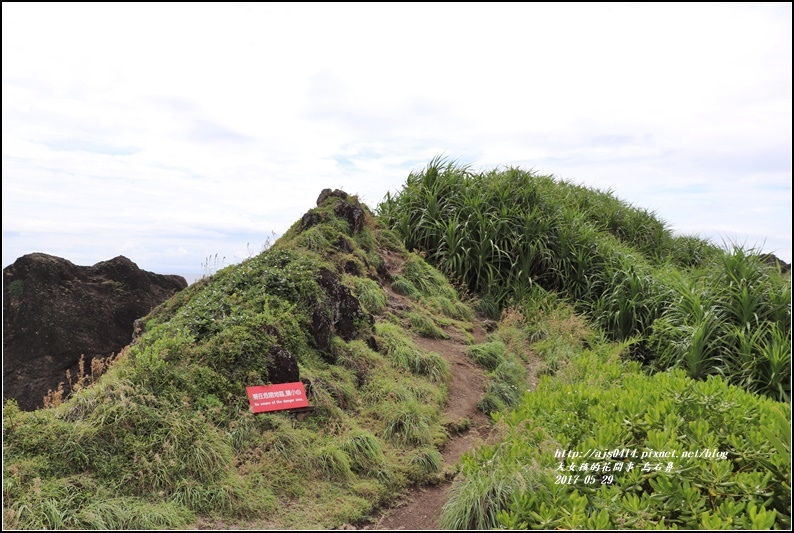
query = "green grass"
xmin=408 ymin=311 xmax=449 ymax=339
xmin=379 ymin=157 xmax=791 ymax=401
xmin=2 ymin=192 xmax=475 ymax=530
xmin=382 ymin=400 xmax=436 ymax=446
xmin=467 ymin=341 xmax=506 ymax=371
xmin=374 ymin=322 xmax=450 ymax=383
xmin=440 ymin=297 xmax=791 ymax=530
xmin=350 ymin=277 xmax=387 ymax=315
xmin=409 ymin=448 xmax=443 ymax=478
xmin=391 ymin=275 xmax=421 ymax=299
xmin=341 ymin=429 xmax=386 ymax=474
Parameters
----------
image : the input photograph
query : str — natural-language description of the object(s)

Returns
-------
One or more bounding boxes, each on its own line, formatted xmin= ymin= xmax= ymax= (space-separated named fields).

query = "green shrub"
xmin=442 ymin=350 xmax=792 ymax=530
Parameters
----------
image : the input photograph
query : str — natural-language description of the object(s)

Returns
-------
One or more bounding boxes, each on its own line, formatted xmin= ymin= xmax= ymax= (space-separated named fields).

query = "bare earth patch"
xmin=364 ymin=269 xmax=503 ymax=530
xmin=366 ymin=323 xmax=492 ymax=530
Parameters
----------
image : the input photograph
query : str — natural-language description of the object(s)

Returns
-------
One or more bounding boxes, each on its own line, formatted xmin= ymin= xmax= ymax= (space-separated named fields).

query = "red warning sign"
xmin=246 ymin=382 xmax=309 ymax=413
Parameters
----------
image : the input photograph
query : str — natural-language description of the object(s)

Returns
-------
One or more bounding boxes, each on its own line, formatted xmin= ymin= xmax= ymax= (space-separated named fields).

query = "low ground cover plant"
xmin=441 ymin=298 xmax=791 ymax=530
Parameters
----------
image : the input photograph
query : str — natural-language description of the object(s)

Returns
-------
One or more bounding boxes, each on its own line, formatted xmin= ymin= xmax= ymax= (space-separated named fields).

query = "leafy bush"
xmin=442 ymin=348 xmax=791 ymax=530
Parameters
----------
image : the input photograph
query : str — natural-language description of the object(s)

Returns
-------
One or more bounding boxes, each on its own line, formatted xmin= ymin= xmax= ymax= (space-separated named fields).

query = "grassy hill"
xmin=380 ymin=157 xmax=791 ymax=401
xmin=379 ymin=158 xmax=791 ymax=529
xmin=3 ymin=190 xmax=490 ymax=529
xmin=3 ymin=162 xmax=791 ymax=530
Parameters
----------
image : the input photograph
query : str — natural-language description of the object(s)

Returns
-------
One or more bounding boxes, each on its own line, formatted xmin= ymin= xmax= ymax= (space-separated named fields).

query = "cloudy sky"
xmin=3 ymin=3 xmax=791 ymax=281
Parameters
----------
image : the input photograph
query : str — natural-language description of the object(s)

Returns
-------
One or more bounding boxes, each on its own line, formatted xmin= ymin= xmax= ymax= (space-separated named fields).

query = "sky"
xmin=3 ymin=3 xmax=791 ymax=282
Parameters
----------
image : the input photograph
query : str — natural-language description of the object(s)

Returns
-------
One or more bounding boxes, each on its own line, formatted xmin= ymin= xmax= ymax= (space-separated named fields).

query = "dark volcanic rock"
xmin=336 ymin=235 xmax=354 ymax=254
xmin=758 ymin=253 xmax=791 ymax=274
xmin=317 ymin=188 xmax=349 ymax=206
xmin=265 ymin=345 xmax=300 ymax=384
xmin=344 ymin=260 xmax=361 ymax=276
xmin=376 ymin=256 xmax=393 ymax=283
xmin=308 ymin=267 xmax=371 ymax=362
xmin=334 ymin=200 xmax=365 ymax=235
xmin=3 ymin=253 xmax=187 ymax=410
xmin=308 ymin=305 xmax=334 ymax=358
xmin=299 ymin=211 xmax=325 ymax=233
xmin=317 ymin=267 xmax=369 ymax=341
xmin=310 ymin=189 xmax=366 ymax=236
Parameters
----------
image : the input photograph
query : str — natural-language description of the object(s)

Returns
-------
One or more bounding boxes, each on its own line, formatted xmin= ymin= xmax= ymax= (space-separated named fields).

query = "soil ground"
xmin=363 ymin=252 xmax=522 ymax=530
xmin=366 ymin=324 xmax=493 ymax=530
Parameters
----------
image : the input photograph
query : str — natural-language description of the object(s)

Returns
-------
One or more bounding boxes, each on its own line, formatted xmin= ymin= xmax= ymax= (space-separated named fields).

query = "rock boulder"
xmin=3 ymin=253 xmax=187 ymax=410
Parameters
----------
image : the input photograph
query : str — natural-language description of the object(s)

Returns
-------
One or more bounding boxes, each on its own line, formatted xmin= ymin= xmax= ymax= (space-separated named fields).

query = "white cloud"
xmin=2 ymin=2 xmax=791 ymax=276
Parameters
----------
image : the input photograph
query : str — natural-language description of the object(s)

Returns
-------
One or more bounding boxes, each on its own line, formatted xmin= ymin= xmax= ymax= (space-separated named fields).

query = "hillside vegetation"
xmin=3 ymin=159 xmax=791 ymax=530
xmin=3 ymin=190 xmax=487 ymax=529
xmin=379 ymin=157 xmax=790 ymax=402
xmin=379 ymin=158 xmax=791 ymax=529
xmin=439 ymin=293 xmax=790 ymax=529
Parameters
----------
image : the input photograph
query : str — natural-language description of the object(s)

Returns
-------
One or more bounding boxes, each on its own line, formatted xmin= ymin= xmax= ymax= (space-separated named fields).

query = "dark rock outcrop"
xmin=334 ymin=201 xmax=365 ymax=235
xmin=300 ymin=211 xmax=325 ymax=232
xmin=314 ymin=188 xmax=366 ymax=235
xmin=308 ymin=267 xmax=371 ymax=362
xmin=3 ymin=253 xmax=187 ymax=410
xmin=758 ymin=253 xmax=791 ymax=275
xmin=265 ymin=345 xmax=300 ymax=384
xmin=317 ymin=188 xmax=349 ymax=206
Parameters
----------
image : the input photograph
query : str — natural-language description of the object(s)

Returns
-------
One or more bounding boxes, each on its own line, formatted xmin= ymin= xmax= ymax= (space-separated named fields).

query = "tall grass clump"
xmin=378 ymin=157 xmax=677 ymax=318
xmin=467 ymin=341 xmax=505 ymax=371
xmin=349 ymin=276 xmax=387 ymax=315
xmin=440 ymin=462 xmax=535 ymax=530
xmin=650 ymin=246 xmax=791 ymax=401
xmin=374 ymin=322 xmax=450 ymax=383
xmin=341 ymin=429 xmax=386 ymax=474
xmin=409 ymin=448 xmax=443 ymax=477
xmin=381 ymin=399 xmax=435 ymax=446
xmin=380 ymin=157 xmax=790 ymax=400
xmin=408 ymin=311 xmax=449 ymax=339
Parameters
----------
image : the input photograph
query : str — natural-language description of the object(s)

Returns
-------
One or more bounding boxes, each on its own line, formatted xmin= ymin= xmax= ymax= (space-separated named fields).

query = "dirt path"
xmin=362 ymin=252 xmax=497 ymax=530
xmin=367 ymin=325 xmax=491 ymax=530
xmin=367 ymin=323 xmax=492 ymax=531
